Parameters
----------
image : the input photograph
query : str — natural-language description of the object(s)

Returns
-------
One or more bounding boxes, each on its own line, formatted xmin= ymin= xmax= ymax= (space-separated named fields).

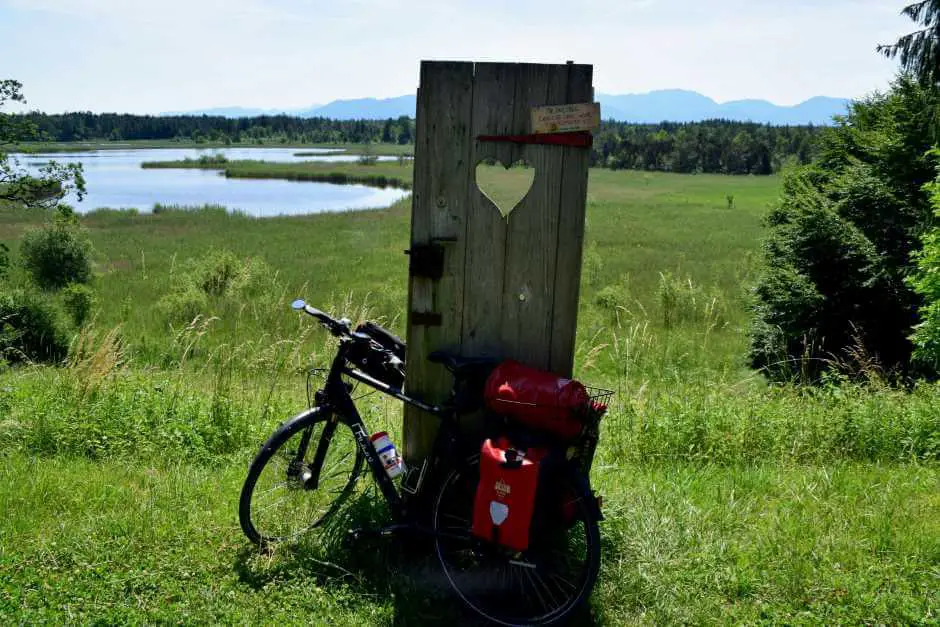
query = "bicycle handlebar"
xmin=291 ymin=299 xmax=350 ymax=337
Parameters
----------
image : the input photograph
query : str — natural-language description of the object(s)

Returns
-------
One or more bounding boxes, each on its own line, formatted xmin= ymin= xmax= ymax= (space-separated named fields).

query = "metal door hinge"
xmin=404 ymin=237 xmax=457 ymax=280
xmin=405 ymin=244 xmax=444 ymax=279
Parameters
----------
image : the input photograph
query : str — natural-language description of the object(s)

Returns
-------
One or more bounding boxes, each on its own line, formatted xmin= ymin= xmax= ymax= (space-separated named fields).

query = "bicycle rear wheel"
xmin=239 ymin=406 xmax=364 ymax=545
xmin=433 ymin=461 xmax=601 ymax=626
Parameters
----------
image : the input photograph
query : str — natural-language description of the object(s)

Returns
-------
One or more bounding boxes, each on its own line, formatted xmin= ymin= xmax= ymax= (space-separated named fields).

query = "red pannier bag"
xmin=471 ymin=438 xmax=546 ymax=552
xmin=484 ymin=360 xmax=590 ymax=440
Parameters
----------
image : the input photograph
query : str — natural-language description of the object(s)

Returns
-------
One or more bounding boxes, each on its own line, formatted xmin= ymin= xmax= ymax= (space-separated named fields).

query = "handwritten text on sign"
xmin=531 ymin=102 xmax=601 ymax=134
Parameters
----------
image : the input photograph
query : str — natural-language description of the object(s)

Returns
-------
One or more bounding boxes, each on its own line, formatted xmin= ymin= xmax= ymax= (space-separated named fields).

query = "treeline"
xmin=593 ymin=120 xmax=823 ymax=175
xmin=17 ymin=112 xmax=416 ymax=145
xmin=16 ymin=112 xmax=823 ymax=174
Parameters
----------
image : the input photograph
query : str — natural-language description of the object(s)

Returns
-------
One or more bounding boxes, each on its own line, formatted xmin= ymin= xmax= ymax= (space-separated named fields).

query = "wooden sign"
xmin=531 ymin=102 xmax=600 ymax=134
xmin=404 ymin=62 xmax=594 ymax=466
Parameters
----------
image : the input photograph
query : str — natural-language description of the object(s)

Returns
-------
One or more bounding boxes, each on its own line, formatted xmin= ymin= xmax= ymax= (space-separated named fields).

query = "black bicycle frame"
xmin=311 ymin=342 xmax=450 ymax=521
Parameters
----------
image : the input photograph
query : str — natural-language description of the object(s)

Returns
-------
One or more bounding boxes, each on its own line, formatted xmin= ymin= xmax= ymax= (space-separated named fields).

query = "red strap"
xmin=477 ymin=132 xmax=592 ymax=148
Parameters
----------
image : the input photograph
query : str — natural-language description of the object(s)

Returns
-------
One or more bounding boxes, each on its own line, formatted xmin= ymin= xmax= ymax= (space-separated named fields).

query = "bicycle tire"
xmin=432 ymin=459 xmax=601 ymax=626
xmin=239 ymin=406 xmax=364 ymax=545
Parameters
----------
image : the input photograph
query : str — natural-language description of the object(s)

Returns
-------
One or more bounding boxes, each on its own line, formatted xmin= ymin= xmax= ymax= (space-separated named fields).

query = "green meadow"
xmin=1 ymin=165 xmax=937 ymax=624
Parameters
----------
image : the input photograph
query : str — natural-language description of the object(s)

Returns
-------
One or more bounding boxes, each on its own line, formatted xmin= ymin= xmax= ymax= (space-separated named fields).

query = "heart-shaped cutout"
xmin=475 ymin=160 xmax=535 ymax=218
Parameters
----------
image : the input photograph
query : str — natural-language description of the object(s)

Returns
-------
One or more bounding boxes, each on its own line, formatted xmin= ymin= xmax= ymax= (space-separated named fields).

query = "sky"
xmin=0 ymin=0 xmax=912 ymax=114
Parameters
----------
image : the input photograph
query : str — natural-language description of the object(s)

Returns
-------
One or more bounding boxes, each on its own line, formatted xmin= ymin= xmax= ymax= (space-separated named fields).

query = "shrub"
xmin=595 ymin=284 xmax=626 ymax=311
xmin=750 ymin=77 xmax=940 ymax=381
xmin=62 ymin=283 xmax=96 ymax=326
xmin=157 ymin=287 xmax=209 ymax=325
xmin=190 ymin=249 xmax=241 ymax=297
xmin=908 ymin=166 xmax=940 ymax=372
xmin=20 ymin=220 xmax=93 ymax=289
xmin=0 ymin=288 xmax=69 ymax=364
xmin=158 ymin=250 xmax=273 ymax=326
xmin=595 ymin=275 xmax=632 ymax=314
xmin=231 ymin=256 xmax=275 ymax=296
xmin=659 ymin=272 xmax=726 ymax=329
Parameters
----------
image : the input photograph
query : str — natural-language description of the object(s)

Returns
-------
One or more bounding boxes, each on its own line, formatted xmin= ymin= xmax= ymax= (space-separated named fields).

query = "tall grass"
xmin=1 ymin=169 xmax=938 ymax=624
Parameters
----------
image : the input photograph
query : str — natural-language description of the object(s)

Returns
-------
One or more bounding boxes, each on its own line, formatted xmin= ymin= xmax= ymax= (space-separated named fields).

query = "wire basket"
xmin=573 ymin=385 xmax=613 ymax=477
xmin=585 ymin=386 xmax=614 ymax=409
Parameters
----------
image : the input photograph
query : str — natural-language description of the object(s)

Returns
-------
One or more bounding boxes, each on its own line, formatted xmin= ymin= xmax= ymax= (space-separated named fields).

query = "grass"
xmin=141 ymin=159 xmax=413 ymax=190
xmin=1 ymin=165 xmax=938 ymax=623
xmin=1 ymin=453 xmax=936 ymax=624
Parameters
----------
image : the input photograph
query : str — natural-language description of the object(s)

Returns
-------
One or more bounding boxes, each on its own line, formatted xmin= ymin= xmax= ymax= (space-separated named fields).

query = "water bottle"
xmin=370 ymin=431 xmax=405 ymax=479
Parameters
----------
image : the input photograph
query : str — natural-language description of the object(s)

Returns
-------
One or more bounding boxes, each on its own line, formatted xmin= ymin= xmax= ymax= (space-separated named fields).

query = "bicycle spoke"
xmin=254 ymin=494 xmax=290 ymax=515
xmin=434 ymin=467 xmax=599 ymax=626
xmin=243 ymin=414 xmax=361 ymax=544
xmin=549 ymin=571 xmax=578 ymax=592
xmin=531 ymin=568 xmax=561 ymax=612
xmin=255 ymin=481 xmax=289 ymax=497
xmin=524 ymin=567 xmax=550 ymax=615
xmin=321 ymin=450 xmax=352 ymax=476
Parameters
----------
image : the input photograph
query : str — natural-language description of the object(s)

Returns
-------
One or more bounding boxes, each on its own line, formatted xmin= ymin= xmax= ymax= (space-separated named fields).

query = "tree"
xmin=908 ymin=155 xmax=940 ymax=371
xmin=879 ymin=1 xmax=940 ymax=85
xmin=750 ymin=77 xmax=940 ymax=382
xmin=0 ymin=79 xmax=85 ymax=210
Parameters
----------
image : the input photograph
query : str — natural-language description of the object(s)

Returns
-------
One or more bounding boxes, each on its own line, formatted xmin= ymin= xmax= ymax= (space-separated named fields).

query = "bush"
xmin=157 ymin=287 xmax=209 ymax=325
xmin=62 ymin=283 xmax=96 ymax=327
xmin=750 ymin=77 xmax=940 ymax=381
xmin=190 ymin=249 xmax=241 ymax=297
xmin=0 ymin=289 xmax=70 ymax=364
xmin=20 ymin=220 xmax=93 ymax=290
xmin=181 ymin=249 xmax=273 ymax=298
xmin=908 ymin=166 xmax=940 ymax=372
xmin=158 ymin=250 xmax=273 ymax=325
xmin=659 ymin=272 xmax=726 ymax=330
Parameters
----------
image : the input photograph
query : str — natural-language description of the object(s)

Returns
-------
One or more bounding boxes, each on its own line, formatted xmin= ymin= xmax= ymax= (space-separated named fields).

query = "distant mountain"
xmin=297 ymin=96 xmax=416 ymax=120
xmin=159 ymin=105 xmax=321 ymax=118
xmin=161 ymin=106 xmax=279 ymax=118
xmin=596 ymin=90 xmax=849 ymax=125
xmin=163 ymin=90 xmax=850 ymax=125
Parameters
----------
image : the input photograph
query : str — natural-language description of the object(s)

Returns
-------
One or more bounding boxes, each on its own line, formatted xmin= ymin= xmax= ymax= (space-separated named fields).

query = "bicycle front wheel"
xmin=239 ymin=406 xmax=364 ymax=545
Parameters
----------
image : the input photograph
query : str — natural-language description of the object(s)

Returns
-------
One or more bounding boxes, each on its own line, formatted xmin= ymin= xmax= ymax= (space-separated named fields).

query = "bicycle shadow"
xmin=233 ymin=490 xmax=601 ymax=625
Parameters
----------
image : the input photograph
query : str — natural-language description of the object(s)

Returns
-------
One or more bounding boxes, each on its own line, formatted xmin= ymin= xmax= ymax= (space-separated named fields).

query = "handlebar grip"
xmin=302 ymin=304 xmax=347 ymax=336
xmin=293 ymin=299 xmax=350 ymax=337
xmin=303 ymin=304 xmax=327 ymax=319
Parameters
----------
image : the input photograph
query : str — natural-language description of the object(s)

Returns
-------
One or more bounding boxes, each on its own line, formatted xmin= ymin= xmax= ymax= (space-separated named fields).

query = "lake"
xmin=12 ymin=148 xmax=408 ymax=217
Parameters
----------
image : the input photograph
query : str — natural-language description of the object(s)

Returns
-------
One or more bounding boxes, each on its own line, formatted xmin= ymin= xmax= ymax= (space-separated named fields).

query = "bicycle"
xmin=239 ymin=299 xmax=604 ymax=626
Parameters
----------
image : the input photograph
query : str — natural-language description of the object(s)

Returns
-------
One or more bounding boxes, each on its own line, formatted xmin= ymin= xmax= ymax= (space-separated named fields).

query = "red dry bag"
xmin=471 ymin=438 xmax=546 ymax=552
xmin=484 ymin=360 xmax=590 ymax=440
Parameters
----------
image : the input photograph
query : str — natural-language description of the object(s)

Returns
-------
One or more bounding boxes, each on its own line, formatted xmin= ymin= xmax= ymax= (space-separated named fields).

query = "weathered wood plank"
xmin=460 ymin=63 xmax=517 ymax=358
xmin=403 ymin=61 xmax=474 ymax=462
xmin=405 ymin=60 xmax=593 ymax=470
xmin=499 ymin=64 xmax=569 ymax=368
xmin=549 ymin=64 xmax=594 ymax=376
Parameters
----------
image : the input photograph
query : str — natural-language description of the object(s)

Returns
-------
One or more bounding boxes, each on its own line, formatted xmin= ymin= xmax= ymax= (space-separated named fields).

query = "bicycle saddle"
xmin=427 ymin=350 xmax=499 ymax=374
